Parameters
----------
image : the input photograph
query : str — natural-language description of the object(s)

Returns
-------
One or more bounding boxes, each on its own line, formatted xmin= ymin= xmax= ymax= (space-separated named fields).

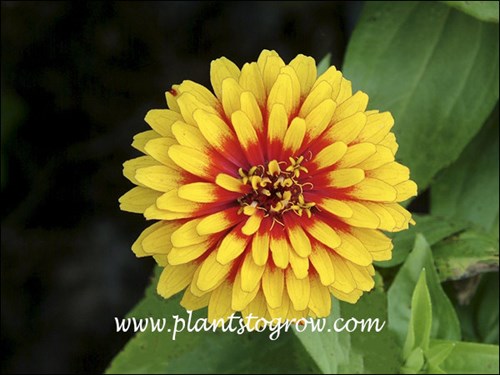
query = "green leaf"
xmin=316 ymin=52 xmax=332 ymax=76
xmin=401 ymin=347 xmax=425 ymax=374
xmin=340 ymin=274 xmax=402 ymax=374
xmin=378 ymin=214 xmax=469 ymax=268
xmin=430 ymin=339 xmax=500 ymax=374
xmin=426 ymin=341 xmax=455 ymax=371
xmin=293 ymin=298 xmax=363 ymax=374
xmin=403 ymin=270 xmax=432 ymax=358
xmin=343 ymin=1 xmax=499 ymax=190
xmin=443 ymin=1 xmax=499 ymax=23
xmin=431 ymin=106 xmax=499 ymax=233
xmin=107 ymin=267 xmax=319 ymax=374
xmin=433 ymin=230 xmax=499 ymax=281
xmin=388 ymin=234 xmax=461 ymax=344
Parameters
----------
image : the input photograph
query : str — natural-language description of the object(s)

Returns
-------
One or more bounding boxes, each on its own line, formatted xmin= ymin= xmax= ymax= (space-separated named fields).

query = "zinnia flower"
xmin=119 ymin=50 xmax=417 ymax=322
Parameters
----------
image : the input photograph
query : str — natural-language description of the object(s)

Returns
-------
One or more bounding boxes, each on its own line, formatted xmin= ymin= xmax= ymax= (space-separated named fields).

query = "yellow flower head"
xmin=120 ymin=50 xmax=417 ymax=322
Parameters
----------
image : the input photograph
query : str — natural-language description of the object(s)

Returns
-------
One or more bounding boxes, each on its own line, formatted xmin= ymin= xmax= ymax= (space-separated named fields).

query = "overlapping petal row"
xmin=119 ymin=50 xmax=417 ymax=322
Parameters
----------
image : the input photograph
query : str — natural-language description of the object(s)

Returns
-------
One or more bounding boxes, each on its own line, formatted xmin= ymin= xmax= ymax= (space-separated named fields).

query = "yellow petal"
xmin=308 ymin=275 xmax=331 ymax=317
xmin=171 ymin=121 xmax=209 ymax=150
xmin=156 ymin=189 xmax=200 ymax=212
xmin=197 ymin=251 xmax=232 ymax=292
xmin=309 ymin=244 xmax=335 ymax=285
xmin=345 ymin=261 xmax=375 ymax=291
xmin=194 ymin=109 xmax=235 ymax=152
xmin=242 ymin=290 xmax=267 ymax=323
xmin=178 ymin=182 xmax=220 ymax=203
xmin=171 ymin=219 xmax=208 ymax=248
xmin=356 ymin=145 xmax=394 ymax=170
xmin=239 ymin=62 xmax=266 ymax=108
xmin=144 ymin=137 xmax=178 ymax=168
xmin=168 ymin=144 xmax=211 ymax=179
xmin=252 ymin=229 xmax=270 ymax=266
xmin=299 ymin=81 xmax=333 ymax=118
xmin=240 ymin=251 xmax=265 ymax=292
xmin=119 ymin=186 xmax=162 ymax=214
xmin=268 ymin=66 xmax=301 ymax=116
xmin=319 ymin=198 xmax=353 ymax=218
xmin=326 ymin=168 xmax=365 ymax=188
xmin=349 ymin=178 xmax=397 ymax=202
xmin=268 ymin=292 xmax=290 ymax=320
xmin=356 ymin=111 xmax=394 ymax=143
xmin=380 ymin=132 xmax=399 ymax=154
xmin=216 ymin=229 xmax=249 ymax=264
xmin=242 ymin=212 xmax=264 ymax=236
xmin=165 ymin=87 xmax=180 ymax=113
xmin=304 ymin=99 xmax=336 ymax=142
xmin=142 ymin=221 xmax=178 ymax=254
xmin=269 ymin=234 xmax=290 ymax=269
xmin=329 ymin=252 xmax=356 ymax=293
xmin=231 ymin=110 xmax=261 ymax=158
xmin=367 ymin=162 xmax=410 ymax=185
xmin=262 ymin=265 xmax=284 ymax=309
xmin=135 ymin=165 xmax=182 ymax=192
xmin=336 ymin=77 xmax=352 ymax=104
xmin=267 ymin=103 xmax=288 ymax=144
xmin=157 ymin=263 xmax=197 ymax=298
xmin=304 ymin=219 xmax=341 ymax=249
xmin=286 ymin=268 xmax=310 ymax=311
xmin=145 ymin=109 xmax=181 ymax=137
xmin=196 ymin=209 xmax=239 ymax=236
xmin=350 ymin=227 xmax=393 ymax=252
xmin=385 ymin=203 xmax=413 ymax=231
xmin=240 ymin=91 xmax=264 ymax=133
xmin=286 ymin=225 xmax=311 ymax=257
xmin=336 ymin=231 xmax=372 ymax=266
xmin=177 ymin=92 xmax=218 ymax=126
xmin=232 ymin=271 xmax=259 ymax=311
xmin=123 ymin=156 xmax=158 ymax=186
xmin=313 ymin=66 xmax=342 ymax=96
xmin=313 ymin=141 xmax=347 ymax=170
xmin=394 ymin=180 xmax=418 ymax=202
xmin=282 ymin=117 xmax=306 ymax=155
xmin=131 ymin=222 xmax=163 ymax=257
xmin=337 ymin=143 xmax=377 ymax=168
xmin=289 ymin=54 xmax=317 ymax=98
xmin=180 ymin=287 xmax=210 ymax=311
xmin=132 ymin=130 xmax=160 ymax=153
xmin=323 ymin=112 xmax=366 ymax=145
xmin=289 ymin=248 xmax=309 ymax=279
xmin=215 ymin=173 xmax=248 ymax=193
xmin=257 ymin=50 xmax=285 ymax=95
xmin=208 ymin=281 xmax=234 ymax=323
xmin=330 ymin=287 xmax=363 ymax=304
xmin=177 ymin=80 xmax=219 ymax=108
xmin=210 ymin=57 xmax=241 ymax=100
xmin=168 ymin=241 xmax=213 ymax=265
xmin=342 ymin=201 xmax=381 ymax=229
xmin=143 ymin=204 xmax=190 ymax=220
xmin=221 ymin=77 xmax=244 ymax=118
xmin=332 ymin=91 xmax=368 ymax=123
xmin=363 ymin=202 xmax=397 ymax=231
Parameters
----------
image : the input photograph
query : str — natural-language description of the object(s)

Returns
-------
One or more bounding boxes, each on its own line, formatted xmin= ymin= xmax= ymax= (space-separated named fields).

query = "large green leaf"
xmin=107 ymin=267 xmax=319 ymax=374
xmin=433 ymin=230 xmax=499 ymax=281
xmin=343 ymin=1 xmax=499 ymax=190
xmin=388 ymin=234 xmax=461 ymax=343
xmin=378 ymin=214 xmax=469 ymax=268
xmin=443 ymin=1 xmax=499 ymax=23
xmin=340 ymin=275 xmax=402 ymax=374
xmin=293 ymin=298 xmax=363 ymax=374
xmin=430 ymin=339 xmax=500 ymax=374
xmin=431 ymin=106 xmax=499 ymax=233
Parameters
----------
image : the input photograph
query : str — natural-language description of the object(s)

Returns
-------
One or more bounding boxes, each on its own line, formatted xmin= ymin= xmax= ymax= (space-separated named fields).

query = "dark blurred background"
xmin=1 ymin=1 xmax=363 ymax=373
